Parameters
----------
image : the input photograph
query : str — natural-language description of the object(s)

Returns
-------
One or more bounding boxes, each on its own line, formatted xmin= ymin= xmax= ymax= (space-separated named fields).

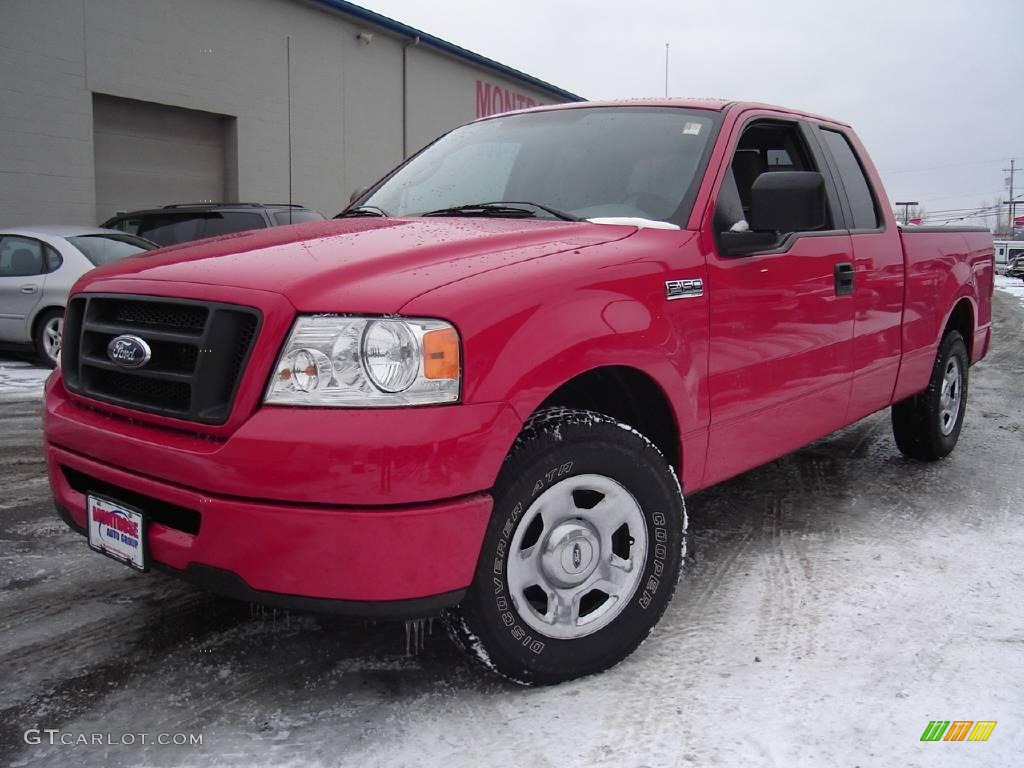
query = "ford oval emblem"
xmin=107 ymin=334 xmax=152 ymax=369
xmin=572 ymin=543 xmax=582 ymax=569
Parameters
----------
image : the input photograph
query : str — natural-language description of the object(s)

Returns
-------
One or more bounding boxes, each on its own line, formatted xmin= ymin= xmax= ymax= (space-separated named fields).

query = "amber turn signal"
xmin=422 ymin=327 xmax=460 ymax=380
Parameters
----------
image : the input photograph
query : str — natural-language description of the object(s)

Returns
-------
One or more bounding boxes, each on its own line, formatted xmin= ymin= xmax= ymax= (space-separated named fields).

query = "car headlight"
xmin=265 ymin=316 xmax=460 ymax=406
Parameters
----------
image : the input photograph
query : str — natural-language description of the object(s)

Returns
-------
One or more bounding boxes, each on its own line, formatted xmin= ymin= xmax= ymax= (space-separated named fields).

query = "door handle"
xmin=834 ymin=263 xmax=854 ymax=296
xmin=20 ymin=284 xmax=39 ymax=294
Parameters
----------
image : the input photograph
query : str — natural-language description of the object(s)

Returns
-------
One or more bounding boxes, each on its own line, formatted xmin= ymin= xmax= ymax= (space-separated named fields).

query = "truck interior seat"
xmin=732 ymin=150 xmax=767 ymax=211
xmin=714 ymin=168 xmax=747 ymax=233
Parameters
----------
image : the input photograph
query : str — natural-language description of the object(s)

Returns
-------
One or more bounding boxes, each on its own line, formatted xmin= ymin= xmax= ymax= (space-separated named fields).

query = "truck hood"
xmin=78 ymin=218 xmax=636 ymax=312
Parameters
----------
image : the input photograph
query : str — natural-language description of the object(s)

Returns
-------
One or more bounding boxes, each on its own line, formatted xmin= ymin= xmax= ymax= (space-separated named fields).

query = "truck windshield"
xmin=361 ymin=107 xmax=718 ymax=225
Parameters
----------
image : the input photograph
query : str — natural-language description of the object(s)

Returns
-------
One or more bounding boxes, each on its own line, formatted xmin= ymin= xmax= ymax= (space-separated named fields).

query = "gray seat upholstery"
xmin=10 ymin=248 xmax=42 ymax=276
xmin=714 ymin=169 xmax=746 ymax=233
xmin=732 ymin=149 xmax=767 ymax=211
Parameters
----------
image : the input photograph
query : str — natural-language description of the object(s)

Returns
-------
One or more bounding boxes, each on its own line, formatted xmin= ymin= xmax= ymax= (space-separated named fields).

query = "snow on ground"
xmin=1 ymin=291 xmax=1023 ymax=767
xmin=995 ymin=273 xmax=1024 ymax=307
xmin=0 ymin=358 xmax=50 ymax=402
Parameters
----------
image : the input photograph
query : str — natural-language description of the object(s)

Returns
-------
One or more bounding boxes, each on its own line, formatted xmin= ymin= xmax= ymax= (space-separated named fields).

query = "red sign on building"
xmin=476 ymin=80 xmax=539 ymax=118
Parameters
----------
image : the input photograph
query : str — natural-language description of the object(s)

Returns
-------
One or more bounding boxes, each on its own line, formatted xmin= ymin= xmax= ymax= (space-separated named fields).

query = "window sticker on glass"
xmin=683 ymin=122 xmax=703 ymax=136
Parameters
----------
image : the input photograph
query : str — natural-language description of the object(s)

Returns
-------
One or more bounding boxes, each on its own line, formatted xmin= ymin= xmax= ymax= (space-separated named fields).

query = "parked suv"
xmin=102 ymin=203 xmax=325 ymax=247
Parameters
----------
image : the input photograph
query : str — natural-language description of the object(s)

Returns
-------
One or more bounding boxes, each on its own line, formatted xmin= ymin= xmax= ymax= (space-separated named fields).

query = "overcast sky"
xmin=361 ymin=0 xmax=1022 ymax=228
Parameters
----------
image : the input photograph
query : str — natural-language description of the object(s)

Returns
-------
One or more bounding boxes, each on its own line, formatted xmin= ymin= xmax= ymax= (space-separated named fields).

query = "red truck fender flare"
xmin=456 ymin=292 xmax=697 ymax=479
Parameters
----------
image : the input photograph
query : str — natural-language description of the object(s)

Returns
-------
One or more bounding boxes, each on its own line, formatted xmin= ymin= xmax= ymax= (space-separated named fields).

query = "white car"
xmin=0 ymin=226 xmax=157 ymax=366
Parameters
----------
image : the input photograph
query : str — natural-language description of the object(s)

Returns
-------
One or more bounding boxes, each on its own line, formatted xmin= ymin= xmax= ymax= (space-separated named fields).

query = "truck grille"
xmin=62 ymin=295 xmax=261 ymax=425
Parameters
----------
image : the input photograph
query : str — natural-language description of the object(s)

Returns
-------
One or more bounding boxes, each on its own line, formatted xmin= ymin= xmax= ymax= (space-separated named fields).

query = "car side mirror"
xmin=749 ymin=171 xmax=827 ymax=234
xmin=350 ymin=186 xmax=368 ymax=204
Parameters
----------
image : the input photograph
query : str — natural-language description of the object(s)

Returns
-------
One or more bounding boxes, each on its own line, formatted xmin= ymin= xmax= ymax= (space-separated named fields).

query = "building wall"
xmin=404 ymin=44 xmax=555 ymax=157
xmin=0 ymin=0 xmax=568 ymax=227
xmin=0 ymin=0 xmax=93 ymax=226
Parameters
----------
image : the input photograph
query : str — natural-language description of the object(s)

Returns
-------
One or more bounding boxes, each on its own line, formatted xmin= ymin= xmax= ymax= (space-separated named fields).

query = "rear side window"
xmin=133 ymin=212 xmax=267 ymax=246
xmin=136 ymin=214 xmax=205 ymax=246
xmin=106 ymin=217 xmax=142 ymax=235
xmin=821 ymin=129 xmax=879 ymax=229
xmin=0 ymin=236 xmax=44 ymax=276
xmin=272 ymin=209 xmax=325 ymax=225
xmin=45 ymin=246 xmax=63 ymax=272
xmin=202 ymin=212 xmax=267 ymax=237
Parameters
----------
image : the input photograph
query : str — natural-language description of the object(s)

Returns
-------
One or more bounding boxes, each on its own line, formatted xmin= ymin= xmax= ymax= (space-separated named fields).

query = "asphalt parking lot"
xmin=1 ymin=282 xmax=1022 ymax=768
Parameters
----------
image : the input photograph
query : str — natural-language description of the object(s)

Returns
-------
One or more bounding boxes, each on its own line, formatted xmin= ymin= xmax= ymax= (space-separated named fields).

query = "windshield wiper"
xmin=420 ymin=201 xmax=580 ymax=221
xmin=336 ymin=205 xmax=389 ymax=218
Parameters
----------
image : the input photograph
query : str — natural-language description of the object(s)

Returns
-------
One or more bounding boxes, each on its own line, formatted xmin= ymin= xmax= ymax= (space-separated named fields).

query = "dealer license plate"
xmin=87 ymin=495 xmax=146 ymax=571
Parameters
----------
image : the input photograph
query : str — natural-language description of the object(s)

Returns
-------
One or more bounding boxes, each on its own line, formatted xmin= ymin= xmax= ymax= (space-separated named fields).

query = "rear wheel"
xmin=34 ymin=309 xmax=64 ymax=368
xmin=446 ymin=408 xmax=686 ymax=685
xmin=891 ymin=330 xmax=969 ymax=461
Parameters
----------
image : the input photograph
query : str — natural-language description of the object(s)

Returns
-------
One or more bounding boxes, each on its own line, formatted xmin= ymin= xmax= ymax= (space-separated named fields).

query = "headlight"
xmin=264 ymin=315 xmax=460 ymax=406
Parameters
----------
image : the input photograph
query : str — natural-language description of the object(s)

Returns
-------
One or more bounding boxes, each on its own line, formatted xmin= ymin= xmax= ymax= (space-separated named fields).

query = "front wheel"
xmin=34 ymin=308 xmax=64 ymax=368
xmin=446 ymin=408 xmax=686 ymax=685
xmin=891 ymin=330 xmax=969 ymax=461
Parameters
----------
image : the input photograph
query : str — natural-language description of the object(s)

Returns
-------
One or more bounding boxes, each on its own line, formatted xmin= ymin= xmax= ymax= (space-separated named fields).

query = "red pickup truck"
xmin=45 ymin=99 xmax=993 ymax=684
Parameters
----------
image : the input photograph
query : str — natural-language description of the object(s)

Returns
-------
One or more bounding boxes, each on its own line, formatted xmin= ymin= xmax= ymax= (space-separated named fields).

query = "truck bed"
xmin=893 ymin=226 xmax=993 ymax=401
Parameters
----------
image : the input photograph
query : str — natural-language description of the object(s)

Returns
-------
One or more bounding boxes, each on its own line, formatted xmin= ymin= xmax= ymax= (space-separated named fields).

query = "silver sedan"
xmin=0 ymin=226 xmax=157 ymax=366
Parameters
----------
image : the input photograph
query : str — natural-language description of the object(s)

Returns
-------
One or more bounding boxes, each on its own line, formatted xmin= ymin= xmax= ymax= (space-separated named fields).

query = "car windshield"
xmin=361 ymin=107 xmax=719 ymax=224
xmin=67 ymin=234 xmax=157 ymax=265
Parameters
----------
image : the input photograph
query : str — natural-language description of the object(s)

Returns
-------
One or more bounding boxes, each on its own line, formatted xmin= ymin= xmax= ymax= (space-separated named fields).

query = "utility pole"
xmin=664 ymin=43 xmax=669 ymax=98
xmin=1003 ymin=158 xmax=1017 ymax=235
xmin=895 ymin=201 xmax=918 ymax=225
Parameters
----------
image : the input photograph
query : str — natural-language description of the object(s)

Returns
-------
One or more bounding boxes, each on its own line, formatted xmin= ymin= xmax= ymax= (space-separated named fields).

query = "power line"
xmin=916 ymin=189 xmax=1001 ymax=203
xmin=883 ymin=157 xmax=1017 ymax=175
xmin=909 ymin=194 xmax=1024 ymax=217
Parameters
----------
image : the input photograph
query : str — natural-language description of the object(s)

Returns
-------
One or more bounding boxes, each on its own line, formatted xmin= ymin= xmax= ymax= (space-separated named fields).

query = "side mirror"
xmin=350 ymin=186 xmax=368 ymax=204
xmin=749 ymin=171 xmax=827 ymax=234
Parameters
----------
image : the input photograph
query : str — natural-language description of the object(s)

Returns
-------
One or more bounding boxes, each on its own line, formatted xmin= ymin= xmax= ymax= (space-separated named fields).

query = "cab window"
xmin=820 ymin=129 xmax=880 ymax=230
xmin=713 ymin=121 xmax=831 ymax=256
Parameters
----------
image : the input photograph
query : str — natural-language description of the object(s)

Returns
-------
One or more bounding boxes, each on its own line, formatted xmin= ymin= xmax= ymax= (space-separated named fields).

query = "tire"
xmin=445 ymin=407 xmax=686 ymax=685
xmin=891 ymin=330 xmax=969 ymax=461
xmin=33 ymin=308 xmax=64 ymax=368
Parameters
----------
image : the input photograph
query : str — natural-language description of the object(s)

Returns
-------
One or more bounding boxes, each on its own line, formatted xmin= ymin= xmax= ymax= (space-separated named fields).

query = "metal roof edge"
xmin=305 ymin=0 xmax=584 ymax=102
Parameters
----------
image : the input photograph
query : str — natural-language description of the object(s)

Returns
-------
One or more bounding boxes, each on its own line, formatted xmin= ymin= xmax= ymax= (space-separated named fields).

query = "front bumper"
xmin=46 ymin=375 xmax=522 ymax=507
xmin=48 ymin=442 xmax=492 ymax=616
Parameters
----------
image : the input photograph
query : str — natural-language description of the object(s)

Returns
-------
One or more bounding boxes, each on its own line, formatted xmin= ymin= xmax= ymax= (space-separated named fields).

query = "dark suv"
xmin=101 ymin=203 xmax=325 ymax=247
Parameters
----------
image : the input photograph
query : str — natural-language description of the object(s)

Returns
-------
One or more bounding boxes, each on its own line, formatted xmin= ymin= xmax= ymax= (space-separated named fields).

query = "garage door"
xmin=93 ymin=94 xmax=231 ymax=223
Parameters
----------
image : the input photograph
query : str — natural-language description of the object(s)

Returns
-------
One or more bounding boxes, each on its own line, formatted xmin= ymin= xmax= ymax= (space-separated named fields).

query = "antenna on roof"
xmin=286 ymin=36 xmax=293 ymax=224
xmin=664 ymin=43 xmax=669 ymax=98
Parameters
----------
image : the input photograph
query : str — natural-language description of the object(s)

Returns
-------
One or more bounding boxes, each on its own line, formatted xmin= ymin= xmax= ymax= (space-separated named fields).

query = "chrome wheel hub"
xmin=939 ymin=357 xmax=962 ymax=436
xmin=541 ymin=521 xmax=600 ymax=588
xmin=506 ymin=473 xmax=648 ymax=640
xmin=43 ymin=316 xmax=63 ymax=365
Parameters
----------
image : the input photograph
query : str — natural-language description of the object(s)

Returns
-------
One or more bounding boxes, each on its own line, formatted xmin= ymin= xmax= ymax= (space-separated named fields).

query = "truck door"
xmin=702 ymin=116 xmax=856 ymax=486
xmin=813 ymin=125 xmax=904 ymax=422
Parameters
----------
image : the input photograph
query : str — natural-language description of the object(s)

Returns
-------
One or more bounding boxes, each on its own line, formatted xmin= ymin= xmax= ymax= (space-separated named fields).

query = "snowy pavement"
xmin=0 ymin=358 xmax=50 ymax=402
xmin=996 ymin=272 xmax=1024 ymax=307
xmin=1 ymin=290 xmax=1023 ymax=768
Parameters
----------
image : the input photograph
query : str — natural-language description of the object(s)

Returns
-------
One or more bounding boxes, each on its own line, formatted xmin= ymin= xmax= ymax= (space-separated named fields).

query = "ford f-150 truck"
xmin=44 ymin=99 xmax=993 ymax=684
